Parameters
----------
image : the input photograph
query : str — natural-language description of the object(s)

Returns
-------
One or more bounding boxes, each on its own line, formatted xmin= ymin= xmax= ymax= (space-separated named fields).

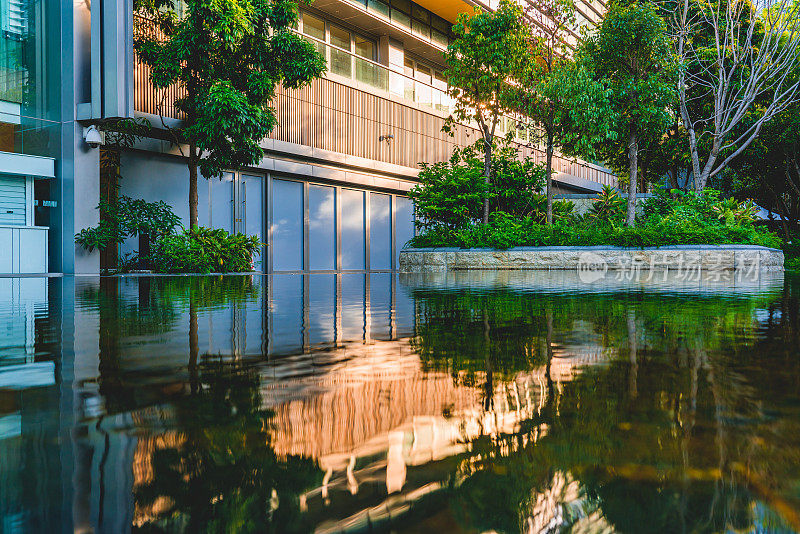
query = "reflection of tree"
xmin=133 ymin=364 xmax=322 ymax=533
xmin=85 ymin=276 xmax=261 ymax=412
xmin=409 ymin=285 xmax=800 ymax=533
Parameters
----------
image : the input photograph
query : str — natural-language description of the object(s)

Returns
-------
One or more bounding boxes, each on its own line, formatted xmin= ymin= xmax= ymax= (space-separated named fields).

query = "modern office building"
xmin=0 ymin=0 xmax=612 ymax=274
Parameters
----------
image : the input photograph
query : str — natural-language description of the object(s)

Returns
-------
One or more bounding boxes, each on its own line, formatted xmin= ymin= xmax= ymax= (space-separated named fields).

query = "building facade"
xmin=1 ymin=0 xmax=611 ymax=274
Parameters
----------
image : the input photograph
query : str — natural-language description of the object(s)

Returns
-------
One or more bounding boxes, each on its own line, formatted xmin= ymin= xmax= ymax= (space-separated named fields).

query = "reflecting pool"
xmin=0 ymin=271 xmax=799 ymax=533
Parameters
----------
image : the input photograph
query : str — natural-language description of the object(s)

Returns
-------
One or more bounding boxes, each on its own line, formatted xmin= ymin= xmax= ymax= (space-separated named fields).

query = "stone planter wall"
xmin=399 ymin=245 xmax=784 ymax=272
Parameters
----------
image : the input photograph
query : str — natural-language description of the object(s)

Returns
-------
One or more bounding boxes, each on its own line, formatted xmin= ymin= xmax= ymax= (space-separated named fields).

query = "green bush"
xmin=409 ymin=186 xmax=781 ymax=250
xmin=149 ymin=227 xmax=261 ymax=273
xmin=410 ymin=218 xmax=780 ymax=249
xmin=408 ymin=144 xmax=545 ymax=230
xmin=75 ymin=195 xmax=181 ymax=252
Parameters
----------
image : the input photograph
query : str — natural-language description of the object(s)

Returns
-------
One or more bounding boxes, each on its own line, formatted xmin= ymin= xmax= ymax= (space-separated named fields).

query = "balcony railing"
xmin=132 ymin=16 xmax=616 ymax=188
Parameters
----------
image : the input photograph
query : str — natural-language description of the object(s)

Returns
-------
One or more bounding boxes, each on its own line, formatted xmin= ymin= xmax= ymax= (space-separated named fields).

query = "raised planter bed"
xmin=399 ymin=245 xmax=784 ymax=272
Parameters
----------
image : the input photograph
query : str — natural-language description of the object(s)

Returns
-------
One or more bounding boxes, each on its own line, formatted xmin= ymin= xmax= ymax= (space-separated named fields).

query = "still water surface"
xmin=0 ymin=271 xmax=799 ymax=533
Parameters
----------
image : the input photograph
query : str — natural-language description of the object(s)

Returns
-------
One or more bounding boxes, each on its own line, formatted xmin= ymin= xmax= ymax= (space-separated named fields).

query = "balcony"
xmin=133 ymin=21 xmax=616 ymax=188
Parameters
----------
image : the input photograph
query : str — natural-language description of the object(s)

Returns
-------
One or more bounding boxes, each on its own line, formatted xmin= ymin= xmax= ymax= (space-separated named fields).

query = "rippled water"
xmin=0 ymin=271 xmax=799 ymax=533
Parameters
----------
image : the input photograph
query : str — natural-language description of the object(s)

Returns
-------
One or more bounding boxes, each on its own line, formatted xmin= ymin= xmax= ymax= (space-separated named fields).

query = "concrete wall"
xmin=399 ymin=246 xmax=785 ymax=273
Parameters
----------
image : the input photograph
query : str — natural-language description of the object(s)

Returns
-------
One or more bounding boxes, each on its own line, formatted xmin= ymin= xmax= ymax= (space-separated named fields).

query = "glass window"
xmin=431 ymin=15 xmax=449 ymax=33
xmin=354 ymin=36 xmax=378 ymax=86
xmin=395 ymin=196 xmax=414 ymax=266
xmin=404 ymin=59 xmax=415 ymax=101
xmin=411 ymin=18 xmax=430 ymax=39
xmin=411 ymin=3 xmax=429 ymax=23
xmin=241 ymin=174 xmax=264 ymax=271
xmin=414 ymin=63 xmax=432 ymax=107
xmin=302 ymin=13 xmax=325 ymax=40
xmin=391 ymin=9 xmax=411 ymax=28
xmin=391 ymin=0 xmax=411 ymax=13
xmin=340 ymin=189 xmax=365 ymax=269
xmin=329 ymin=25 xmax=352 ymax=78
xmin=370 ymin=193 xmax=391 ymax=270
xmin=368 ymin=0 xmax=390 ymax=18
xmin=301 ymin=13 xmax=326 ymax=58
xmin=431 ymin=29 xmax=448 ymax=47
xmin=210 ymin=172 xmax=234 ymax=232
xmin=354 ymin=35 xmax=375 ymax=60
xmin=309 ymin=184 xmax=336 ymax=270
xmin=272 ymin=179 xmax=303 ymax=271
xmin=0 ymin=0 xmax=60 ymax=158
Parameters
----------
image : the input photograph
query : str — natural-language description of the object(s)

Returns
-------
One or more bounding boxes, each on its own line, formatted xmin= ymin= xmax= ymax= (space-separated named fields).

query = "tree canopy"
xmin=134 ymin=0 xmax=326 ymax=227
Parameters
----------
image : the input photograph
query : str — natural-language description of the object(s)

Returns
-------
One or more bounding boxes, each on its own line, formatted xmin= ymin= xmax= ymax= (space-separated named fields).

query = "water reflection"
xmin=0 ymin=271 xmax=798 ymax=532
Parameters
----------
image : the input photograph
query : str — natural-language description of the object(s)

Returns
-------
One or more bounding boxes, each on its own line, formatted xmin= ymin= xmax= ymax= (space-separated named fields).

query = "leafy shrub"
xmin=641 ymin=188 xmax=720 ymax=222
xmin=408 ymin=144 xmax=545 ymax=230
xmin=410 ymin=215 xmax=780 ymax=250
xmin=149 ymin=227 xmax=261 ymax=273
xmin=75 ymin=195 xmax=181 ymax=252
xmin=588 ymin=185 xmax=626 ymax=224
xmin=712 ymin=198 xmax=759 ymax=226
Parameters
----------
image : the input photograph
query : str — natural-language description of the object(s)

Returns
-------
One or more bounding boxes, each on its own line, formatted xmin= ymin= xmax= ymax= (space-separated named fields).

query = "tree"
xmin=579 ymin=1 xmax=676 ymax=226
xmin=519 ymin=55 xmax=616 ymax=224
xmin=728 ymin=102 xmax=800 ymax=238
xmin=671 ymin=0 xmax=800 ymax=192
xmin=444 ymin=0 xmax=532 ymax=224
xmin=134 ymin=0 xmax=326 ymax=228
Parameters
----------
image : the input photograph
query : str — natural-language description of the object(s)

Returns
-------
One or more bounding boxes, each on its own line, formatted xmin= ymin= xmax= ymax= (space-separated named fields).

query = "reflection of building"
xmin=0 ymin=0 xmax=613 ymax=274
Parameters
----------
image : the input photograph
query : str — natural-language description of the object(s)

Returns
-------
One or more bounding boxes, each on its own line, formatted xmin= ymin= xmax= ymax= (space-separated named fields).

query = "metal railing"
xmin=131 ymin=15 xmax=616 ymax=187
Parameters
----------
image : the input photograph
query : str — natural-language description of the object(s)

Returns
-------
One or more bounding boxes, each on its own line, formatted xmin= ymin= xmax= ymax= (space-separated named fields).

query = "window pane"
xmin=431 ymin=14 xmax=449 ymax=33
xmin=341 ymin=189 xmax=365 ymax=269
xmin=309 ymin=184 xmax=336 ymax=270
xmin=272 ymin=179 xmax=303 ymax=271
xmin=395 ymin=196 xmax=414 ymax=265
xmin=329 ymin=25 xmax=352 ymax=78
xmin=391 ymin=9 xmax=411 ymax=28
xmin=411 ymin=18 xmax=430 ymax=39
xmin=368 ymin=0 xmax=390 ymax=17
xmin=370 ymin=193 xmax=391 ymax=270
xmin=431 ymin=29 xmax=448 ymax=47
xmin=354 ymin=35 xmax=374 ymax=60
xmin=302 ymin=13 xmax=325 ymax=41
xmin=411 ymin=3 xmax=429 ymax=22
xmin=211 ymin=172 xmax=234 ymax=232
xmin=391 ymin=0 xmax=411 ymax=13
xmin=242 ymin=174 xmax=264 ymax=271
xmin=301 ymin=13 xmax=326 ymax=58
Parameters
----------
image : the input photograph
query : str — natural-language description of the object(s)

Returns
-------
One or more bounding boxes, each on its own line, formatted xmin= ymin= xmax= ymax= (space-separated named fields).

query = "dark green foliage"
xmin=75 ymin=196 xmax=181 ymax=252
xmin=408 ymin=145 xmax=545 ymax=231
xmin=588 ymin=185 xmax=627 ymax=224
xmin=150 ymin=227 xmax=261 ymax=273
xmin=576 ymin=0 xmax=677 ymax=226
xmin=411 ymin=188 xmax=780 ymax=250
xmin=444 ymin=0 xmax=534 ymax=222
xmin=133 ymin=0 xmax=326 ymax=227
xmin=410 ymin=217 xmax=780 ymax=250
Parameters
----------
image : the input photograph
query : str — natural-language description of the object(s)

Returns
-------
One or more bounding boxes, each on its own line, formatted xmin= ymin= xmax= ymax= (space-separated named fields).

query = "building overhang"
xmin=0 ymin=151 xmax=55 ymax=178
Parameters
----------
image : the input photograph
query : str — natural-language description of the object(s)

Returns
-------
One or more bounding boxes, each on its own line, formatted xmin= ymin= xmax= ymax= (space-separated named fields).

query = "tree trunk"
xmin=627 ymin=131 xmax=638 ymax=227
xmin=483 ymin=138 xmax=492 ymax=225
xmin=545 ymin=121 xmax=554 ymax=225
xmin=188 ymin=147 xmax=199 ymax=229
